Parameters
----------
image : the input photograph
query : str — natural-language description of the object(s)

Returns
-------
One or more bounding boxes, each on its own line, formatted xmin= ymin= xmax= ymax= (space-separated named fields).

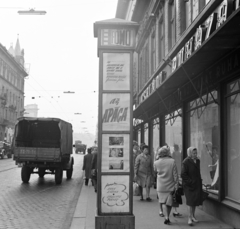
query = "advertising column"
xmin=94 ymin=19 xmax=138 ymax=229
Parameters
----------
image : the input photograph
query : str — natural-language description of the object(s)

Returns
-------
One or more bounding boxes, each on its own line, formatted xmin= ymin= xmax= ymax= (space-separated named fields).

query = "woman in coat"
xmin=154 ymin=146 xmax=179 ymax=225
xmin=181 ymin=147 xmax=202 ymax=226
xmin=82 ymin=147 xmax=93 ymax=186
xmin=134 ymin=145 xmax=154 ymax=201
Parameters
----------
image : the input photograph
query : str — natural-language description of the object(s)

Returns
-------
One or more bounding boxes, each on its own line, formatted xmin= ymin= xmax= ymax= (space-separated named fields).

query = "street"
xmin=0 ymin=151 xmax=84 ymax=229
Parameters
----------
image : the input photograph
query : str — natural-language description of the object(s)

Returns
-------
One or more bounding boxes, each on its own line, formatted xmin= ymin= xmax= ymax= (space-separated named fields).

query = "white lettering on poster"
xmin=102 ymin=93 xmax=130 ymax=131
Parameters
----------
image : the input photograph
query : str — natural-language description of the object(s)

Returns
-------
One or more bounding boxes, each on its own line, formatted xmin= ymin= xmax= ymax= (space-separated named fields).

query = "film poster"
xmin=102 ymin=134 xmax=130 ymax=172
xmin=102 ymin=93 xmax=130 ymax=131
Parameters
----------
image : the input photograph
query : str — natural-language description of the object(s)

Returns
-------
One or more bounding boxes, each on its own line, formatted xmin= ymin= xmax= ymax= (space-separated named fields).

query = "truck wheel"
xmin=66 ymin=164 xmax=73 ymax=179
xmin=38 ymin=168 xmax=45 ymax=178
xmin=21 ymin=166 xmax=31 ymax=183
xmin=55 ymin=168 xmax=63 ymax=184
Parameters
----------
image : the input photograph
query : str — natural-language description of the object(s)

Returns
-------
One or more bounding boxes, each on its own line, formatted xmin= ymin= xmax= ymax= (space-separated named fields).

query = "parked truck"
xmin=12 ymin=117 xmax=74 ymax=185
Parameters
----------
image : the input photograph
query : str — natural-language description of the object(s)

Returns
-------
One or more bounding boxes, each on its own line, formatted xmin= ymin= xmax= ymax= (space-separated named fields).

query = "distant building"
xmin=0 ymin=37 xmax=28 ymax=142
xmin=24 ymin=104 xmax=38 ymax=117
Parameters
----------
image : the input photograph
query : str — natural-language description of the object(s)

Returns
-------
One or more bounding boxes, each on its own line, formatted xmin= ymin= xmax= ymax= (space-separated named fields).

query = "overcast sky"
xmin=0 ymin=0 xmax=118 ymax=135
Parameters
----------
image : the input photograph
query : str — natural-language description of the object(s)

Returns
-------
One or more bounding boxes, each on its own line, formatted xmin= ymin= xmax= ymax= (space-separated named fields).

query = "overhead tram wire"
xmin=27 ymin=75 xmax=72 ymax=121
xmin=25 ymin=80 xmax=70 ymax=120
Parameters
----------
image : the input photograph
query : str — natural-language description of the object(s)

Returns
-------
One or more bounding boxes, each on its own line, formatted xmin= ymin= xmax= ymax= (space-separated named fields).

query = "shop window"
xmin=138 ymin=128 xmax=141 ymax=146
xmin=188 ymin=91 xmax=219 ymax=195
xmin=153 ymin=117 xmax=160 ymax=160
xmin=226 ymin=79 xmax=240 ymax=203
xmin=144 ymin=123 xmax=148 ymax=146
xmin=165 ymin=109 xmax=182 ymax=173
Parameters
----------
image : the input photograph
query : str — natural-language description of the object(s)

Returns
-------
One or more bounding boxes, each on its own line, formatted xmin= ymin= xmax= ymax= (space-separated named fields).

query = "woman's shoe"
xmin=159 ymin=212 xmax=164 ymax=217
xmin=164 ymin=218 xmax=170 ymax=225
xmin=140 ymin=196 xmax=144 ymax=201
xmin=188 ymin=218 xmax=193 ymax=226
xmin=146 ymin=197 xmax=152 ymax=201
xmin=173 ymin=212 xmax=182 ymax=217
xmin=192 ymin=217 xmax=199 ymax=223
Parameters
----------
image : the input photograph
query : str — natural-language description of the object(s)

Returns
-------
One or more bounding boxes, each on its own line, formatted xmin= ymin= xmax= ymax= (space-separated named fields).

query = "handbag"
xmin=172 ymin=190 xmax=183 ymax=205
xmin=202 ymin=190 xmax=209 ymax=202
xmin=133 ymin=182 xmax=140 ymax=196
xmin=176 ymin=184 xmax=184 ymax=196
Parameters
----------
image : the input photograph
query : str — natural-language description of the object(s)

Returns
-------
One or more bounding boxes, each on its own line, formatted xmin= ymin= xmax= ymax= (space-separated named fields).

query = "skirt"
xmin=157 ymin=192 xmax=178 ymax=207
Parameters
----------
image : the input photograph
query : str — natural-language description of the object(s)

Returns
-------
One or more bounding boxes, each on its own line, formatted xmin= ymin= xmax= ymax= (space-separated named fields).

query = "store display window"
xmin=165 ymin=109 xmax=182 ymax=173
xmin=226 ymin=79 xmax=240 ymax=202
xmin=188 ymin=91 xmax=219 ymax=195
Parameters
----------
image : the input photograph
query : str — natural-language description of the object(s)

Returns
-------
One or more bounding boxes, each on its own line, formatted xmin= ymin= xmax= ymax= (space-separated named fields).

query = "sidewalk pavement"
xmin=70 ymin=183 xmax=233 ymax=229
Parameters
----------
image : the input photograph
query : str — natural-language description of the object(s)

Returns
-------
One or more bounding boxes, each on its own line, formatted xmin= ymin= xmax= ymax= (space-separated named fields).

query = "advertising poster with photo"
xmin=101 ymin=175 xmax=130 ymax=213
xmin=103 ymin=53 xmax=130 ymax=91
xmin=102 ymin=134 xmax=130 ymax=172
xmin=102 ymin=93 xmax=130 ymax=131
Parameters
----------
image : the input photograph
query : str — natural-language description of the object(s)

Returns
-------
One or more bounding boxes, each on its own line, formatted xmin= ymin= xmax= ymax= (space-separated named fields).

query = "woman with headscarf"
xmin=181 ymin=147 xmax=202 ymax=226
xmin=154 ymin=146 xmax=179 ymax=225
xmin=134 ymin=145 xmax=154 ymax=201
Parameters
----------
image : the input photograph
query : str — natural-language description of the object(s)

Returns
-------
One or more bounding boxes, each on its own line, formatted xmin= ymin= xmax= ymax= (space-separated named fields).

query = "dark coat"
xmin=82 ymin=153 xmax=93 ymax=179
xmin=91 ymin=152 xmax=98 ymax=180
xmin=181 ymin=157 xmax=202 ymax=206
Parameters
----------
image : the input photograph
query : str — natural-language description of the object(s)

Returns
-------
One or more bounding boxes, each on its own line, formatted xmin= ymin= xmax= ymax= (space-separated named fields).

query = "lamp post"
xmin=18 ymin=8 xmax=46 ymax=15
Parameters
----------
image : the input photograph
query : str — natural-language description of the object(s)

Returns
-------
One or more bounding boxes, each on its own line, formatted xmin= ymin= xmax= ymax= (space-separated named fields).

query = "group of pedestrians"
xmin=134 ymin=143 xmax=204 ymax=226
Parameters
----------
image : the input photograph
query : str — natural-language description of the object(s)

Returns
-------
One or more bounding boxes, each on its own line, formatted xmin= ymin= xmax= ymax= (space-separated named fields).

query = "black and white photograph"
xmin=109 ymin=148 xmax=123 ymax=157
xmin=0 ymin=0 xmax=240 ymax=228
xmin=109 ymin=136 xmax=124 ymax=146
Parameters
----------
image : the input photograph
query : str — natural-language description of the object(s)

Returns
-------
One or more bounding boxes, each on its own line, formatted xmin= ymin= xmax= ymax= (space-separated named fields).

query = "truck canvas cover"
xmin=13 ymin=117 xmax=73 ymax=158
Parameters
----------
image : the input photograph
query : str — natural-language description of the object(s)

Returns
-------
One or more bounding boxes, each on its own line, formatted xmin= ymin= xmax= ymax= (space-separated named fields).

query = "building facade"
xmin=0 ymin=38 xmax=28 ymax=143
xmin=116 ymin=0 xmax=240 ymax=228
xmin=24 ymin=104 xmax=39 ymax=117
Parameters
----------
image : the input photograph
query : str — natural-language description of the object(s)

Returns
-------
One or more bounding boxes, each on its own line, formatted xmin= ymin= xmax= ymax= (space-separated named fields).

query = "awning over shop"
xmin=134 ymin=8 xmax=240 ymax=121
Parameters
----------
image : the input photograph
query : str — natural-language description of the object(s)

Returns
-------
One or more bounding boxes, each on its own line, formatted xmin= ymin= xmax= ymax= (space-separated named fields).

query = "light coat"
xmin=154 ymin=157 xmax=178 ymax=193
xmin=134 ymin=153 xmax=153 ymax=187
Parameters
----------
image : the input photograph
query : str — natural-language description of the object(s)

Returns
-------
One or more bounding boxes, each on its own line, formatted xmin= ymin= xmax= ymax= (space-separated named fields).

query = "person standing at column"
xmin=82 ymin=147 xmax=93 ymax=186
xmin=181 ymin=147 xmax=202 ymax=226
xmin=91 ymin=146 xmax=98 ymax=192
xmin=134 ymin=145 xmax=154 ymax=201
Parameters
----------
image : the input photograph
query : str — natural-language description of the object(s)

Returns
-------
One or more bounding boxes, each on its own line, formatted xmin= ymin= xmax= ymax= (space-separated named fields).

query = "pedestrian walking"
xmin=154 ymin=146 xmax=179 ymax=225
xmin=91 ymin=146 xmax=98 ymax=192
xmin=82 ymin=147 xmax=93 ymax=186
xmin=134 ymin=145 xmax=154 ymax=201
xmin=181 ymin=147 xmax=202 ymax=226
xmin=133 ymin=141 xmax=140 ymax=170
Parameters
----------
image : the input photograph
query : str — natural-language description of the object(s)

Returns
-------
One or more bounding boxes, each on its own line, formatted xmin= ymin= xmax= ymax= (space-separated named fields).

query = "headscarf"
xmin=187 ymin=147 xmax=197 ymax=157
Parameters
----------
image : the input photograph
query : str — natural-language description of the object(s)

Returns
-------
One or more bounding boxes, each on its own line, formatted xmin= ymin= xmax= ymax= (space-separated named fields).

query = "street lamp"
xmin=18 ymin=8 xmax=46 ymax=15
xmin=63 ymin=91 xmax=75 ymax=94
